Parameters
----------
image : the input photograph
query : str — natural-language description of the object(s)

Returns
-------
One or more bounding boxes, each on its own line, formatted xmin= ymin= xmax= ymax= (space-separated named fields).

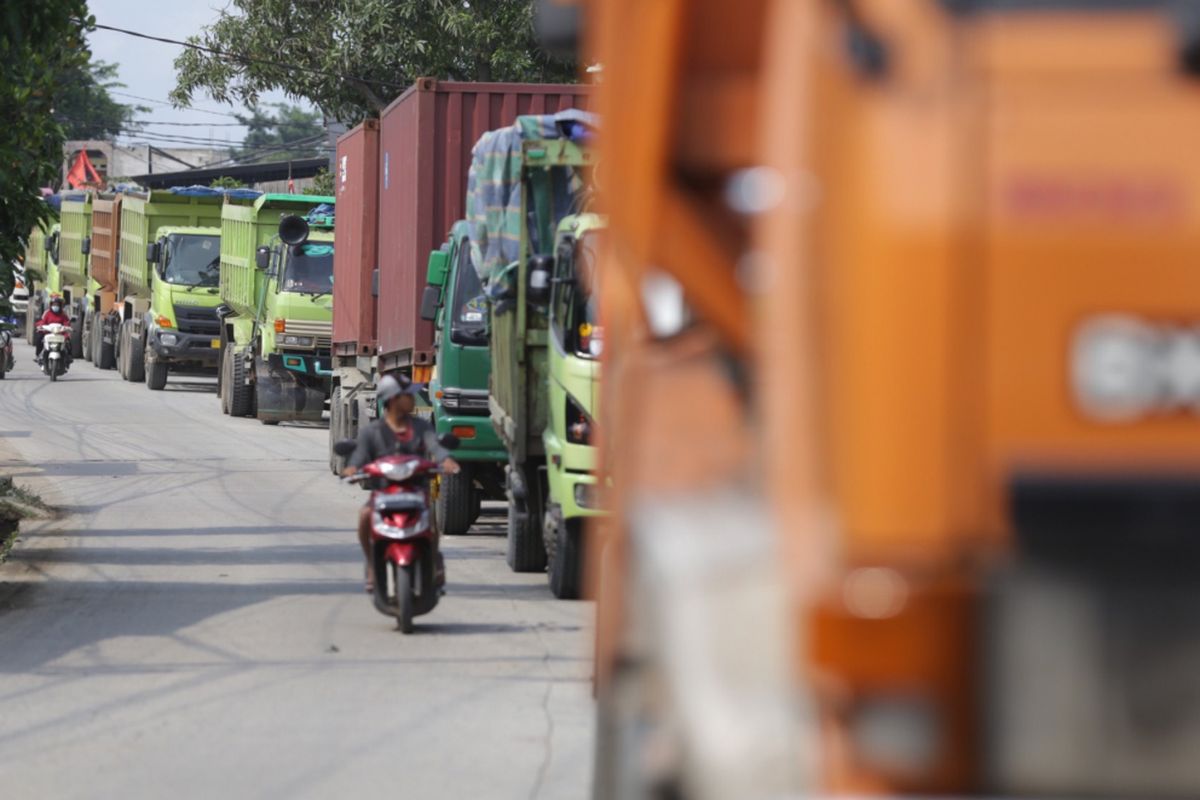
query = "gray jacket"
xmin=347 ymin=416 xmax=447 ymax=472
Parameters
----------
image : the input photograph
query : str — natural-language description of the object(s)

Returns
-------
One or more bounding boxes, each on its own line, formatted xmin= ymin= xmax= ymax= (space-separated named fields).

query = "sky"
xmin=86 ymin=0 xmax=317 ymax=154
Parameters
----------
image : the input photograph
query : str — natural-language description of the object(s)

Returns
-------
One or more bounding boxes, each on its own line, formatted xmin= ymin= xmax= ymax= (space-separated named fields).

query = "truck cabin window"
xmin=164 ymin=234 xmax=220 ymax=287
xmin=450 ymin=240 xmax=488 ymax=346
xmin=551 ymin=230 xmax=604 ymax=359
xmin=283 ymin=243 xmax=334 ymax=295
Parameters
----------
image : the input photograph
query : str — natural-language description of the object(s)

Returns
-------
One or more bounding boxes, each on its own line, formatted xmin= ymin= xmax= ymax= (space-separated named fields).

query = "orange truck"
xmin=582 ymin=0 xmax=1200 ymax=796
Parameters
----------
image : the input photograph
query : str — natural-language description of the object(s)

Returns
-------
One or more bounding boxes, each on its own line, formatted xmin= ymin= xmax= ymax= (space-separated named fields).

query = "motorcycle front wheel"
xmin=49 ymin=358 xmax=59 ymax=381
xmin=392 ymin=562 xmax=414 ymax=634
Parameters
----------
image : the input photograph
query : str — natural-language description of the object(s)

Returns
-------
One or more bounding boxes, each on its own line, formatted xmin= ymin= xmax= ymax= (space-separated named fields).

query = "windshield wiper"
xmin=299 ymin=289 xmax=331 ymax=299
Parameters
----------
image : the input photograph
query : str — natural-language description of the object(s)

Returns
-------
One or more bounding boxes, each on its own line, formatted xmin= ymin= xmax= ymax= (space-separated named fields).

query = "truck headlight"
xmin=160 ymin=333 xmax=178 ymax=346
xmin=281 ymin=334 xmax=315 ymax=347
xmin=574 ymin=482 xmax=597 ymax=510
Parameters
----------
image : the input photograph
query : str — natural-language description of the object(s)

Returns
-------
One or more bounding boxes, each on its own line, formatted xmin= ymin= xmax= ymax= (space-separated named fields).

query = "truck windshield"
xmin=282 ymin=243 xmax=334 ymax=296
xmin=450 ymin=242 xmax=488 ymax=346
xmin=164 ymin=234 xmax=220 ymax=287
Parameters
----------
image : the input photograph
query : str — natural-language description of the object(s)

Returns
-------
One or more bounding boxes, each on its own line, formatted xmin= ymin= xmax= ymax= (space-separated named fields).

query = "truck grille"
xmin=174 ymin=305 xmax=220 ymax=336
xmin=284 ymin=319 xmax=332 ymax=350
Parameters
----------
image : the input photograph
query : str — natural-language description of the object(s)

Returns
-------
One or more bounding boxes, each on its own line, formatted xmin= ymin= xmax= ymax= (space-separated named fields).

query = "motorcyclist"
xmin=34 ymin=296 xmax=70 ymax=362
xmin=342 ymin=374 xmax=461 ymax=591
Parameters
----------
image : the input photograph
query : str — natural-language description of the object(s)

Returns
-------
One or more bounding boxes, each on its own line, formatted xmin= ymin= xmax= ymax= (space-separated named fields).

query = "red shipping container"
xmin=375 ymin=78 xmax=592 ymax=371
xmin=333 ymin=119 xmax=380 ymax=355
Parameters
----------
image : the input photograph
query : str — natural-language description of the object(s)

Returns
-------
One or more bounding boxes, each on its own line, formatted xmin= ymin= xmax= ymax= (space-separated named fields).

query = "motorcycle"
xmin=38 ymin=322 xmax=71 ymax=381
xmin=334 ymin=434 xmax=459 ymax=633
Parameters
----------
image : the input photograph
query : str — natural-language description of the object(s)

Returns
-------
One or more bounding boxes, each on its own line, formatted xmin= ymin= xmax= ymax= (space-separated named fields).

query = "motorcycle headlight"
xmin=378 ymin=460 xmax=419 ymax=482
xmin=281 ymin=334 xmax=315 ymax=347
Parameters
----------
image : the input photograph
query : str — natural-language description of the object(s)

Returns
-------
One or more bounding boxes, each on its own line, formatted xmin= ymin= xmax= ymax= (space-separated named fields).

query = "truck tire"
xmin=116 ymin=324 xmax=128 ymax=379
xmin=219 ymin=348 xmax=233 ymax=415
xmin=97 ymin=324 xmax=115 ymax=370
xmin=126 ymin=327 xmax=145 ymax=383
xmin=228 ymin=350 xmax=254 ymax=417
xmin=507 ymin=464 xmax=548 ymax=573
xmin=329 ymin=386 xmax=346 ymax=474
xmin=436 ymin=468 xmax=476 ymax=536
xmin=546 ymin=513 xmax=583 ymax=600
xmin=82 ymin=312 xmax=93 ymax=363
xmin=70 ymin=314 xmax=83 ymax=359
xmin=145 ymin=356 xmax=168 ymax=390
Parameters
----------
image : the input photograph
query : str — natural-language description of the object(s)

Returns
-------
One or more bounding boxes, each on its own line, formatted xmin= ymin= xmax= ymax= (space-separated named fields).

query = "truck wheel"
xmin=82 ymin=312 xmax=93 ymax=363
xmin=145 ymin=357 xmax=168 ymax=391
xmin=329 ymin=386 xmax=346 ymax=474
xmin=98 ymin=326 xmax=115 ymax=370
xmin=116 ymin=324 xmax=128 ymax=379
xmin=436 ymin=468 xmax=476 ymax=536
xmin=219 ymin=348 xmax=233 ymax=415
xmin=228 ymin=350 xmax=254 ymax=417
xmin=126 ymin=328 xmax=145 ymax=383
xmin=507 ymin=464 xmax=548 ymax=573
xmin=547 ymin=513 xmax=583 ymax=600
xmin=70 ymin=314 xmax=83 ymax=359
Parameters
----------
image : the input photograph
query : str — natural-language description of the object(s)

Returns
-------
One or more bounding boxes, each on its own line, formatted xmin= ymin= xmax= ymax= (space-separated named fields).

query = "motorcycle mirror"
xmin=333 ymin=439 xmax=357 ymax=457
xmin=438 ymin=433 xmax=461 ymax=451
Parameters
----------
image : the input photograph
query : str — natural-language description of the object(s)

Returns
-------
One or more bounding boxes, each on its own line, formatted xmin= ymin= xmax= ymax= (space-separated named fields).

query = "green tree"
xmin=171 ymin=0 xmax=577 ymax=123
xmin=233 ymin=103 xmax=324 ymax=163
xmin=303 ymin=168 xmax=334 ymax=196
xmin=0 ymin=1 xmax=93 ymax=325
xmin=210 ymin=176 xmax=247 ymax=189
xmin=54 ymin=59 xmax=148 ymax=140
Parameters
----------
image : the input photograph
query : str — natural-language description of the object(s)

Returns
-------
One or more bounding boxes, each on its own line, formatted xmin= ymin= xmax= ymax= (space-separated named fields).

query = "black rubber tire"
xmin=507 ymin=475 xmax=548 ymax=573
xmin=436 ymin=468 xmax=476 ymax=536
xmin=329 ymin=386 xmax=346 ymax=475
xmin=98 ymin=320 xmax=116 ymax=370
xmin=70 ymin=314 xmax=83 ymax=359
xmin=125 ymin=327 xmax=145 ymax=383
xmin=228 ymin=349 xmax=254 ymax=417
xmin=547 ymin=514 xmax=583 ymax=600
xmin=49 ymin=358 xmax=59 ymax=381
xmin=219 ymin=347 xmax=233 ymax=415
xmin=261 ymin=419 xmax=280 ymax=426
xmin=145 ymin=357 xmax=168 ymax=390
xmin=394 ymin=563 xmax=415 ymax=634
xmin=82 ymin=312 xmax=93 ymax=363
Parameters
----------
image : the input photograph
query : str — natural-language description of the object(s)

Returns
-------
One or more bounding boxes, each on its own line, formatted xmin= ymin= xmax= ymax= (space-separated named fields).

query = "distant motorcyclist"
xmin=342 ymin=374 xmax=460 ymax=590
xmin=34 ymin=296 xmax=70 ymax=361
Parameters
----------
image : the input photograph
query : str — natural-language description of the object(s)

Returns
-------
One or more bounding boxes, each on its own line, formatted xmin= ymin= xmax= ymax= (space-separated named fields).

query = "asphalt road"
xmin=0 ymin=337 xmax=594 ymax=799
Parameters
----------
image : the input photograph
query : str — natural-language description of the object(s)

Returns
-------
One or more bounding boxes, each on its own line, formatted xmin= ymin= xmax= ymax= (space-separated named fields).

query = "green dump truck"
xmin=106 ymin=189 xmax=228 ymax=389
xmin=469 ymin=113 xmax=606 ymax=597
xmin=23 ymin=221 xmax=56 ymax=340
xmin=421 ymin=221 xmax=508 ymax=536
xmin=218 ymin=194 xmax=335 ymax=424
xmin=58 ymin=193 xmax=92 ymax=359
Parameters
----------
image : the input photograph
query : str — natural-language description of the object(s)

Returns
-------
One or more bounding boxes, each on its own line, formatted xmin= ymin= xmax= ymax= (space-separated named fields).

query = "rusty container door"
xmin=332 ymin=120 xmax=381 ymax=356
xmin=375 ymin=78 xmax=592 ymax=371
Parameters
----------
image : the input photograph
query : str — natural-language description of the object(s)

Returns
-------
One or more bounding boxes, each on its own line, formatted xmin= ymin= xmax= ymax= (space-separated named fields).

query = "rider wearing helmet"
xmin=342 ymin=374 xmax=461 ymax=590
xmin=34 ymin=295 xmax=70 ymax=361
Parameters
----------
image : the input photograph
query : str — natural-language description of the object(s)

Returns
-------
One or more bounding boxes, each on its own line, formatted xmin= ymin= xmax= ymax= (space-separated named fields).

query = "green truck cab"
xmin=471 ymin=113 xmax=605 ymax=598
xmin=107 ymin=190 xmax=228 ymax=389
xmin=421 ymin=221 xmax=508 ymax=535
xmin=218 ymin=194 xmax=335 ymax=424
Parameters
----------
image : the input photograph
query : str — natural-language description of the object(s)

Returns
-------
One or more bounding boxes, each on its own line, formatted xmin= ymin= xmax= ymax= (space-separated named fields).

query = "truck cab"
xmin=142 ymin=225 xmax=223 ymax=388
xmin=541 ymin=213 xmax=607 ymax=598
xmin=261 ymin=228 xmax=335 ymax=381
xmin=423 ymin=221 xmax=507 ymax=535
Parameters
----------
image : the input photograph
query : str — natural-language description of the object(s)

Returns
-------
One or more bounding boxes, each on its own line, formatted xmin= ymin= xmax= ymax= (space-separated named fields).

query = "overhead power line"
xmin=108 ymin=90 xmax=243 ymax=119
xmin=93 ymin=22 xmax=407 ymax=91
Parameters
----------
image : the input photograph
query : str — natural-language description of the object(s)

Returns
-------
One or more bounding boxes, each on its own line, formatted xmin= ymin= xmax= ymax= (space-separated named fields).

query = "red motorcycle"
xmin=335 ymin=435 xmax=459 ymax=633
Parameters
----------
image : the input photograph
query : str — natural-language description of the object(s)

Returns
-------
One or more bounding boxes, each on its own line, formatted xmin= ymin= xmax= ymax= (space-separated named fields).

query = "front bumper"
xmin=550 ymin=464 xmax=607 ymax=520
xmin=148 ymin=327 xmax=220 ymax=365
xmin=433 ymin=408 xmax=507 ymax=463
xmin=267 ymin=350 xmax=333 ymax=379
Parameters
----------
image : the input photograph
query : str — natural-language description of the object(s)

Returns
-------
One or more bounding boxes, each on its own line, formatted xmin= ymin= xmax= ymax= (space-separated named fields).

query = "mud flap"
xmin=254 ymin=358 xmax=326 ymax=423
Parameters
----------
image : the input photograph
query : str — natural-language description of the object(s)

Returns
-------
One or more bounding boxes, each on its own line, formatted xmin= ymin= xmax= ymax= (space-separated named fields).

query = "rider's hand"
xmin=441 ymin=458 xmax=461 ymax=475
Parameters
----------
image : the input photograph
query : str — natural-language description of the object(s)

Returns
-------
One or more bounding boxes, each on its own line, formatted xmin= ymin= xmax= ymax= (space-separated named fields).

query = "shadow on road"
xmin=13 ymin=542 xmax=360 ymax=567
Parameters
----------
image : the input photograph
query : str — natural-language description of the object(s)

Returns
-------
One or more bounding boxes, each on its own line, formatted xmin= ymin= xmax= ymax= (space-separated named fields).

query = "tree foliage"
xmin=55 ymin=60 xmax=147 ymax=141
xmin=233 ymin=103 xmax=324 ymax=163
xmin=0 ymin=0 xmax=93 ymax=323
xmin=303 ymin=168 xmax=334 ymax=196
xmin=171 ymin=0 xmax=577 ymax=123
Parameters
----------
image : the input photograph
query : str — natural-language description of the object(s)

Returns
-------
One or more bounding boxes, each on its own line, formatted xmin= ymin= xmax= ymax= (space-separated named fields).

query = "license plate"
xmin=211 ymin=339 xmax=221 ymax=349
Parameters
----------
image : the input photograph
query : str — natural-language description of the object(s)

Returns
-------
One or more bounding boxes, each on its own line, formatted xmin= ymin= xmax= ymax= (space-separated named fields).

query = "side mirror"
xmin=146 ymin=241 xmax=161 ymax=264
xmin=333 ymin=439 xmax=357 ymax=457
xmin=255 ymin=246 xmax=271 ymax=270
xmin=419 ymin=285 xmax=442 ymax=322
xmin=81 ymin=236 xmax=91 ymax=255
xmin=438 ymin=433 xmax=461 ymax=451
xmin=425 ymin=249 xmax=450 ymax=287
xmin=527 ymin=254 xmax=554 ymax=305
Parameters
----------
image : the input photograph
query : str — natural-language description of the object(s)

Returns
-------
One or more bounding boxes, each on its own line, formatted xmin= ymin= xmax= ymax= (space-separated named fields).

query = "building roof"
xmin=129 ymin=157 xmax=329 ymax=189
